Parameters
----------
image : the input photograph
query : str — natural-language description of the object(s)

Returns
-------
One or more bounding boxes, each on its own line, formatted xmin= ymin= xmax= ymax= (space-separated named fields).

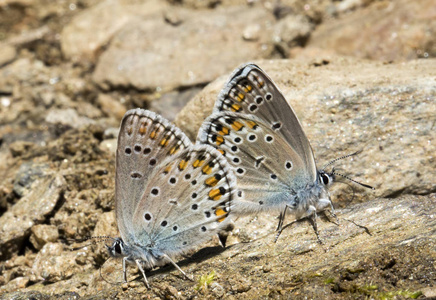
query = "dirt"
xmin=0 ymin=0 xmax=435 ymax=299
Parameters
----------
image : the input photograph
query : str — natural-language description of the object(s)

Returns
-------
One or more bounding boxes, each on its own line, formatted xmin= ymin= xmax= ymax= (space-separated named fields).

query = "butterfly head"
xmin=318 ymin=170 xmax=335 ymax=188
xmin=106 ymin=237 xmax=127 ymax=258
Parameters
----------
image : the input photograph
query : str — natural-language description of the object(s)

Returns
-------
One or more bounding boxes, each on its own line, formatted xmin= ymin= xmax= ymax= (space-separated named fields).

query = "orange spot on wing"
xmin=163 ymin=164 xmax=172 ymax=174
xmin=205 ymin=176 xmax=218 ymax=187
xmin=202 ymin=164 xmax=212 ymax=175
xmin=215 ymin=135 xmax=224 ymax=146
xmin=169 ymin=144 xmax=180 ymax=155
xmin=215 ymin=208 xmax=227 ymax=222
xmin=230 ymin=121 xmax=244 ymax=131
xmin=208 ymin=188 xmax=222 ymax=201
xmin=245 ymin=120 xmax=258 ymax=129
xmin=235 ymin=93 xmax=245 ymax=102
xmin=231 ymin=104 xmax=241 ymax=112
xmin=219 ymin=127 xmax=229 ymax=136
xmin=178 ymin=160 xmax=188 ymax=170
xmin=193 ymin=159 xmax=205 ymax=168
xmin=160 ymin=138 xmax=169 ymax=147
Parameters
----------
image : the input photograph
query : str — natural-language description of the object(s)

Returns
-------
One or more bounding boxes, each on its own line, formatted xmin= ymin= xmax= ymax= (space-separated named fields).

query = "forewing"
xmin=115 ymin=109 xmax=192 ymax=245
xmin=213 ymin=63 xmax=317 ymax=179
xmin=198 ymin=112 xmax=310 ymax=214
xmin=130 ymin=145 xmax=236 ymax=256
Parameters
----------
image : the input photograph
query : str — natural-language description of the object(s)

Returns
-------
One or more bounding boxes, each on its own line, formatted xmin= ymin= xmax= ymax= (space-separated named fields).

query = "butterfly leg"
xmin=276 ymin=210 xmax=285 ymax=232
xmin=135 ymin=259 xmax=150 ymax=288
xmin=318 ymin=198 xmax=339 ymax=225
xmin=306 ymin=207 xmax=323 ymax=244
xmin=162 ymin=254 xmax=194 ymax=281
xmin=122 ymin=257 xmax=128 ymax=282
xmin=274 ymin=205 xmax=295 ymax=243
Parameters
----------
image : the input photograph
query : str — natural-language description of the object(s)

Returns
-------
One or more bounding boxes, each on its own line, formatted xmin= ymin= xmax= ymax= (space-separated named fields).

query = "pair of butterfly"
xmin=105 ymin=63 xmax=370 ymax=287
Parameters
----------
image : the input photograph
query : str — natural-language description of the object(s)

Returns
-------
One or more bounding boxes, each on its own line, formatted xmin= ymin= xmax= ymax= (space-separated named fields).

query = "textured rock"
xmin=31 ymin=242 xmax=86 ymax=282
xmin=92 ymin=6 xmax=274 ymax=91
xmin=0 ymin=0 xmax=435 ymax=298
xmin=308 ymin=0 xmax=436 ymax=61
xmin=0 ymin=175 xmax=65 ymax=260
xmin=45 ymin=108 xmax=95 ymax=129
xmin=60 ymin=0 xmax=168 ymax=61
xmin=176 ymin=58 xmax=436 ymax=204
xmin=29 ymin=224 xmax=59 ymax=250
xmin=273 ymin=14 xmax=313 ymax=56
xmin=0 ymin=44 xmax=16 ymax=67
xmin=3 ymin=193 xmax=432 ymax=299
xmin=97 ymin=93 xmax=127 ymax=120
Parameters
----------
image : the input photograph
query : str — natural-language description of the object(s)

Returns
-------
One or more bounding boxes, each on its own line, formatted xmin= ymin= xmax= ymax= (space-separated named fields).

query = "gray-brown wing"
xmin=115 ymin=109 xmax=192 ymax=245
xmin=213 ymin=63 xmax=317 ymax=180
xmin=198 ymin=112 xmax=311 ymax=214
xmin=129 ymin=145 xmax=236 ymax=256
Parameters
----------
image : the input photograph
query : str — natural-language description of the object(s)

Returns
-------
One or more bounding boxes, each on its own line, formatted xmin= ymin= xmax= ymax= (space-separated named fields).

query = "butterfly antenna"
xmin=332 ymin=170 xmax=375 ymax=190
xmin=322 ymin=150 xmax=363 ymax=171
xmin=68 ymin=236 xmax=116 ymax=251
xmin=335 ymin=180 xmax=356 ymax=204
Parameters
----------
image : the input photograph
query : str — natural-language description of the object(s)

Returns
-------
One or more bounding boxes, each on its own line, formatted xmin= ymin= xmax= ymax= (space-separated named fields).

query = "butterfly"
xmin=198 ymin=63 xmax=372 ymax=241
xmin=107 ymin=108 xmax=237 ymax=287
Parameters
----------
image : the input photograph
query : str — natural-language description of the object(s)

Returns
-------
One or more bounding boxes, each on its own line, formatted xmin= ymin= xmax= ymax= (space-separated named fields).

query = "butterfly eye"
xmin=320 ymin=173 xmax=330 ymax=185
xmin=114 ymin=241 xmax=122 ymax=254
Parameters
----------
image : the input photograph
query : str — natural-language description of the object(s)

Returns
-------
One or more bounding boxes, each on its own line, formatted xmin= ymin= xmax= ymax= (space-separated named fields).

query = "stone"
xmin=174 ymin=74 xmax=227 ymax=139
xmin=0 ymin=277 xmax=30 ymax=294
xmin=0 ymin=175 xmax=65 ymax=260
xmin=308 ymin=0 xmax=436 ymax=61
xmin=60 ymin=0 xmax=168 ymax=62
xmin=92 ymin=6 xmax=274 ymax=91
xmin=0 ymin=44 xmax=16 ymax=67
xmin=147 ymin=87 xmax=202 ymax=122
xmin=273 ymin=14 xmax=313 ymax=56
xmin=176 ymin=58 xmax=436 ymax=204
xmin=29 ymin=225 xmax=59 ymax=250
xmin=0 ymin=0 xmax=435 ymax=296
xmin=31 ymin=243 xmax=84 ymax=282
xmin=99 ymin=138 xmax=117 ymax=155
xmin=97 ymin=93 xmax=126 ymax=120
xmin=12 ymin=162 xmax=49 ymax=197
xmin=45 ymin=108 xmax=95 ymax=129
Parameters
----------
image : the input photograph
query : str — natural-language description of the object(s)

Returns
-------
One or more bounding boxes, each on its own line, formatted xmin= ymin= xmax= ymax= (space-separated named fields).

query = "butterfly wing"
xmin=130 ymin=144 xmax=236 ymax=257
xmin=198 ymin=64 xmax=320 ymax=214
xmin=198 ymin=112 xmax=310 ymax=213
xmin=115 ymin=109 xmax=192 ymax=245
xmin=212 ymin=63 xmax=317 ymax=180
xmin=116 ymin=109 xmax=236 ymax=257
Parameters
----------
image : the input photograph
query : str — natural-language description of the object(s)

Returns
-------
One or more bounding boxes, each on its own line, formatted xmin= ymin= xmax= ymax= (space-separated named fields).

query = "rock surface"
xmin=92 ymin=6 xmax=275 ymax=91
xmin=0 ymin=0 xmax=435 ymax=299
xmin=176 ymin=58 xmax=436 ymax=205
xmin=307 ymin=0 xmax=436 ymax=61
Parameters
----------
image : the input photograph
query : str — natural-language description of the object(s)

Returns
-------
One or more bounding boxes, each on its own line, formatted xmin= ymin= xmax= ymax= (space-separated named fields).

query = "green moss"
xmin=324 ymin=277 xmax=335 ymax=284
xmin=356 ymin=284 xmax=379 ymax=295
xmin=377 ymin=289 xmax=422 ymax=299
xmin=195 ymin=270 xmax=217 ymax=292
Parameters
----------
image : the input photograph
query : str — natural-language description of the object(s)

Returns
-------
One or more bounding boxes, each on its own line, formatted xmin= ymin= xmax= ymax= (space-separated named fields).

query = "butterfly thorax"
xmin=288 ymin=171 xmax=333 ymax=219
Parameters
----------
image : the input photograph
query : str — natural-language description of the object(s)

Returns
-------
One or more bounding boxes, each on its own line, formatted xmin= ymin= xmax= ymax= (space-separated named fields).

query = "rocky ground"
xmin=0 ymin=0 xmax=435 ymax=299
